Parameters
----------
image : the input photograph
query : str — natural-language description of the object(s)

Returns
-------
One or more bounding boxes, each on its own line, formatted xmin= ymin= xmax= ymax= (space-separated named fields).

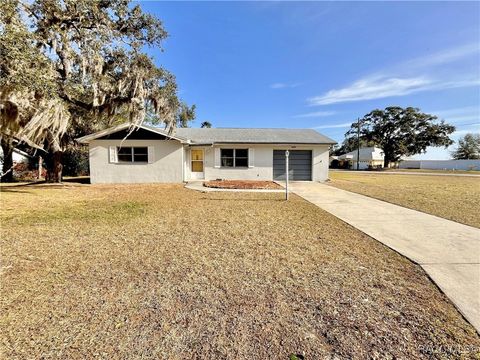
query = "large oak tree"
xmin=344 ymin=107 xmax=455 ymax=167
xmin=1 ymin=0 xmax=185 ymax=182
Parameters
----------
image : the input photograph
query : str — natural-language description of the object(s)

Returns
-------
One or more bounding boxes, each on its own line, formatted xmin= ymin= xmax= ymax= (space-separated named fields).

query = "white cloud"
xmin=307 ymin=43 xmax=480 ymax=105
xmin=270 ymin=83 xmax=287 ymax=89
xmin=428 ymin=105 xmax=480 ymax=123
xmin=308 ymin=76 xmax=431 ymax=105
xmin=313 ymin=122 xmax=352 ymax=129
xmin=452 ymin=128 xmax=480 ymax=137
xmin=308 ymin=76 xmax=480 ymax=105
xmin=445 ymin=115 xmax=480 ymax=123
xmin=405 ymin=43 xmax=480 ymax=69
xmin=430 ymin=105 xmax=479 ymax=117
xmin=293 ymin=110 xmax=336 ymax=118
xmin=270 ymin=82 xmax=300 ymax=89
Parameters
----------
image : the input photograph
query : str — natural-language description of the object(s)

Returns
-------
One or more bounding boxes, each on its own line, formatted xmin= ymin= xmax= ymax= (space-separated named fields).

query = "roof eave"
xmin=208 ymin=141 xmax=337 ymax=145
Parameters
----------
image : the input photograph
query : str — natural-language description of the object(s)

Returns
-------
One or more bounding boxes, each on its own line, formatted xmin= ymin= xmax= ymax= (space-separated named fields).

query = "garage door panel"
xmin=273 ymin=150 xmax=312 ymax=180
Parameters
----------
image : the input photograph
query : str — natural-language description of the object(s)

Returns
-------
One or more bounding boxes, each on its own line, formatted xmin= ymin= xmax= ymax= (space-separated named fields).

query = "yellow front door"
xmin=191 ymin=149 xmax=204 ymax=179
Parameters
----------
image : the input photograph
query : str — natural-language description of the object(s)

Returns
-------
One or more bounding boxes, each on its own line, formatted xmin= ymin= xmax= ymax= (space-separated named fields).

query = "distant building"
xmin=399 ymin=159 xmax=480 ymax=171
xmin=0 ymin=147 xmax=30 ymax=167
xmin=331 ymin=147 xmax=385 ymax=170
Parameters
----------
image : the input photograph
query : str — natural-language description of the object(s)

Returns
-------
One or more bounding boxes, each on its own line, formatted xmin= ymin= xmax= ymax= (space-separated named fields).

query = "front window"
xmin=221 ymin=148 xmax=248 ymax=168
xmin=117 ymin=147 xmax=148 ymax=163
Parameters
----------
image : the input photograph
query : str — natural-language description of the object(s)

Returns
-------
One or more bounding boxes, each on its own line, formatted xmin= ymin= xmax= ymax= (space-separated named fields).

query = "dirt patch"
xmin=1 ymin=184 xmax=479 ymax=359
xmin=204 ymin=180 xmax=282 ymax=189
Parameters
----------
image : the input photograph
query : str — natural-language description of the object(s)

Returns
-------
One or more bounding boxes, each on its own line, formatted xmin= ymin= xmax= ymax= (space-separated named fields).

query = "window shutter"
xmin=214 ymin=148 xmax=221 ymax=168
xmin=109 ymin=146 xmax=117 ymax=163
xmin=248 ymin=148 xmax=254 ymax=168
xmin=148 ymin=146 xmax=154 ymax=163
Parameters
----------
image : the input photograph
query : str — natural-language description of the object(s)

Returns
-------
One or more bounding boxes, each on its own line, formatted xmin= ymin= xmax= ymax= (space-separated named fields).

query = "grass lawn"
xmin=385 ymin=169 xmax=480 ymax=175
xmin=329 ymin=172 xmax=480 ymax=228
xmin=1 ymin=184 xmax=479 ymax=358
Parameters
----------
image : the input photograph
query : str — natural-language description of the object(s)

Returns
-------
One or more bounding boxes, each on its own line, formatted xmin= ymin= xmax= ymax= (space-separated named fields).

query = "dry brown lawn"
xmin=329 ymin=172 xmax=480 ymax=228
xmin=1 ymin=183 xmax=479 ymax=359
xmin=385 ymin=169 xmax=480 ymax=175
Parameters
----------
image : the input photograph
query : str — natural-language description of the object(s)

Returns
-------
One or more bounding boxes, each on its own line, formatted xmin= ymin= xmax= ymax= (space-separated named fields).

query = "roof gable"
xmin=76 ymin=123 xmax=187 ymax=144
xmin=97 ymin=127 xmax=170 ymax=140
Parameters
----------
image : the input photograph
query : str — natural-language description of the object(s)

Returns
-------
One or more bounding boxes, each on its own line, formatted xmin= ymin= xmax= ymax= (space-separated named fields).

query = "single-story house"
xmin=332 ymin=147 xmax=385 ymax=170
xmin=77 ymin=123 xmax=336 ymax=184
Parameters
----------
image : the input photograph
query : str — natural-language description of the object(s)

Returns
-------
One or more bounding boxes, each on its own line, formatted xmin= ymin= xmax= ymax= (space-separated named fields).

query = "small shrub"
xmin=62 ymin=146 xmax=89 ymax=177
xmin=13 ymin=161 xmax=45 ymax=181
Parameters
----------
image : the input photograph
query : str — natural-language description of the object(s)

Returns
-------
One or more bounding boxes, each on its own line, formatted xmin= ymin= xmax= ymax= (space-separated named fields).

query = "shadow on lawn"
xmin=0 ymin=188 xmax=34 ymax=194
xmin=0 ymin=176 xmax=90 ymax=190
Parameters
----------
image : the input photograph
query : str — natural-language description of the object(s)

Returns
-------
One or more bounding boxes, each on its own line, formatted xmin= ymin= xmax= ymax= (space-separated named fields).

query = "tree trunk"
xmin=383 ymin=157 xmax=389 ymax=168
xmin=1 ymin=137 xmax=14 ymax=182
xmin=383 ymin=153 xmax=393 ymax=168
xmin=44 ymin=150 xmax=63 ymax=182
xmin=43 ymin=131 xmax=64 ymax=183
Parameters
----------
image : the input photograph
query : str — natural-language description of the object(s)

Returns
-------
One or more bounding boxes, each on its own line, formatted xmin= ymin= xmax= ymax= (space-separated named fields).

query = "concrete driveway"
xmin=289 ymin=181 xmax=480 ymax=332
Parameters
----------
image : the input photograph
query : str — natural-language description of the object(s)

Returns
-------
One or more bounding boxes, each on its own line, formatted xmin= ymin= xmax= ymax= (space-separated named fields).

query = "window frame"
xmin=116 ymin=146 xmax=149 ymax=163
xmin=220 ymin=148 xmax=249 ymax=168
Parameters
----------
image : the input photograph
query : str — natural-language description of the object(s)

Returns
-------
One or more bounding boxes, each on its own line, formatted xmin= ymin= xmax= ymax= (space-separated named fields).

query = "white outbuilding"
xmin=335 ymin=147 xmax=385 ymax=170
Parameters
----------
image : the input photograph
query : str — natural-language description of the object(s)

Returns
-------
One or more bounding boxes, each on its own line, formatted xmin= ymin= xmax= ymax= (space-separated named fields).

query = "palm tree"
xmin=200 ymin=121 xmax=212 ymax=128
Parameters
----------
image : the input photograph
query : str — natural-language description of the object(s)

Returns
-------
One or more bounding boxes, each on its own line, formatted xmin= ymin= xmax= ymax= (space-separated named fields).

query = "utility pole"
xmin=356 ymin=117 xmax=360 ymax=171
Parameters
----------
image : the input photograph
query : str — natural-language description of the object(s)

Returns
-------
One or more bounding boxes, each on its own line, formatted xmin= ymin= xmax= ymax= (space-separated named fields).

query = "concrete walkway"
xmin=289 ymin=181 xmax=480 ymax=332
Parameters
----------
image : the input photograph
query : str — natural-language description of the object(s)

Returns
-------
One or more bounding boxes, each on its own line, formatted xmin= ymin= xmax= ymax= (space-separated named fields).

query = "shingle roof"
xmin=77 ymin=123 xmax=337 ymax=145
xmin=172 ymin=128 xmax=336 ymax=145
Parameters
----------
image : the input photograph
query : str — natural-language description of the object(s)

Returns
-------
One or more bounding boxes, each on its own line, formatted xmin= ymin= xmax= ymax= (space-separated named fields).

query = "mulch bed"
xmin=203 ymin=180 xmax=282 ymax=189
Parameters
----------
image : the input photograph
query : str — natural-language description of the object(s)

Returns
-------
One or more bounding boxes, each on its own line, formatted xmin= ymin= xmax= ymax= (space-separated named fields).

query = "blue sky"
xmin=139 ymin=1 xmax=479 ymax=159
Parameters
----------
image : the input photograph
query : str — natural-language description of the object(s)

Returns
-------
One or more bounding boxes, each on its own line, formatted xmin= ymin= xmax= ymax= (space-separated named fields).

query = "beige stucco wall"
xmin=89 ymin=141 xmax=330 ymax=183
xmin=89 ymin=139 xmax=183 ymax=183
xmin=185 ymin=144 xmax=330 ymax=182
xmin=312 ymin=146 xmax=330 ymax=181
xmin=207 ymin=146 xmax=272 ymax=180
